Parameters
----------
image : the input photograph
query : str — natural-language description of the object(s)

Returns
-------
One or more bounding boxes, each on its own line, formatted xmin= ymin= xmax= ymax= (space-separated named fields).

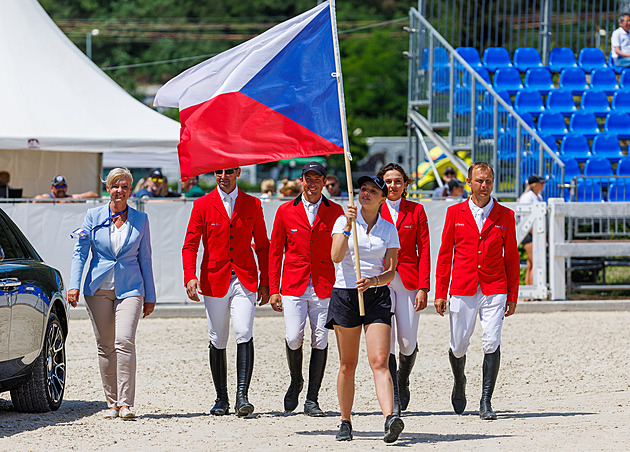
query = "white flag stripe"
xmin=154 ymin=2 xmax=328 ymax=110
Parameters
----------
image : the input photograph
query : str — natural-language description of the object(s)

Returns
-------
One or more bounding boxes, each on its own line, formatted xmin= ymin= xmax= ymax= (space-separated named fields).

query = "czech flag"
xmin=154 ymin=1 xmax=346 ymax=179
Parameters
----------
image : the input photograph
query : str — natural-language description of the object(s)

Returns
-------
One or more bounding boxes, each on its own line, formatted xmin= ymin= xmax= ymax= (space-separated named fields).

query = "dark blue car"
xmin=0 ymin=208 xmax=68 ymax=412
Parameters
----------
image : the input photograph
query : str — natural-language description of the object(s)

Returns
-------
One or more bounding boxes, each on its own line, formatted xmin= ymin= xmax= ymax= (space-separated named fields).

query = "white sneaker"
xmin=119 ymin=406 xmax=135 ymax=419
xmin=103 ymin=409 xmax=119 ymax=419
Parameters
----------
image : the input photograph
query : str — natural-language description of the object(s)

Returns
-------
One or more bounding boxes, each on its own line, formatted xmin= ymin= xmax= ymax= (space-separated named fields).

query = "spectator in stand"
xmin=0 ymin=171 xmax=14 ymax=198
xmin=518 ymin=175 xmax=547 ymax=289
xmin=612 ymin=13 xmax=630 ymax=67
xmin=279 ymin=180 xmax=301 ymax=198
xmin=444 ymin=179 xmax=466 ymax=199
xmin=35 ymin=175 xmax=99 ymax=201
xmin=133 ymin=178 xmax=148 ymax=195
xmin=135 ymin=169 xmax=165 ymax=198
xmin=181 ymin=176 xmax=205 ymax=198
xmin=260 ymin=178 xmax=276 ymax=200
xmin=324 ymin=174 xmax=347 ymax=198
xmin=159 ymin=175 xmax=180 ymax=198
xmin=432 ymin=167 xmax=457 ymax=199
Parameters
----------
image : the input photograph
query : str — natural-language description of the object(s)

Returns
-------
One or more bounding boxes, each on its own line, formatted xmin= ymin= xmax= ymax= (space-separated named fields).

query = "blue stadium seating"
xmin=421 ymin=47 xmax=449 ymax=70
xmin=552 ymin=155 xmax=582 ymax=200
xmin=560 ymin=133 xmax=592 ymax=162
xmin=537 ymin=112 xmax=569 ymax=138
xmin=546 ymin=90 xmax=578 ymax=116
xmin=608 ymin=179 xmax=630 ymax=201
xmin=619 ymin=70 xmax=630 ymax=89
xmin=611 ymin=90 xmax=630 ymax=113
xmin=591 ymin=133 xmax=625 ymax=162
xmin=513 ymin=47 xmax=543 ymax=72
xmin=475 ymin=111 xmax=495 ymax=138
xmin=604 ymin=112 xmax=630 ymax=139
xmin=578 ymin=47 xmax=609 ymax=73
xmin=492 ymin=67 xmax=524 ymax=95
xmin=584 ymin=156 xmax=615 ymax=191
xmin=576 ymin=178 xmax=603 ymax=201
xmin=432 ymin=67 xmax=450 ymax=93
xmin=504 ymin=112 xmax=535 ymax=137
xmin=524 ymin=67 xmax=556 ymax=95
xmin=531 ymin=133 xmax=559 ymax=155
xmin=580 ymin=90 xmax=611 ymax=117
xmin=589 ymin=68 xmax=619 ymax=95
xmin=482 ymin=47 xmax=513 ymax=72
xmin=569 ymin=111 xmax=600 ymax=139
xmin=454 ymin=86 xmax=473 ymax=115
xmin=460 ymin=67 xmax=491 ymax=94
xmin=481 ymin=90 xmax=512 ymax=113
xmin=548 ymin=47 xmax=578 ymax=72
xmin=609 ymin=51 xmax=624 ymax=74
xmin=514 ymin=90 xmax=545 ymax=117
xmin=559 ymin=68 xmax=590 ymax=95
xmin=616 ymin=156 xmax=630 ymax=176
xmin=455 ymin=47 xmax=483 ymax=71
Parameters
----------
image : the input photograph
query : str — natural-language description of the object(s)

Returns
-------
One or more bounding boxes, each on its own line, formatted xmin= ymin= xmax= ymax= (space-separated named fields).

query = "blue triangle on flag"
xmin=240 ymin=7 xmax=343 ymax=148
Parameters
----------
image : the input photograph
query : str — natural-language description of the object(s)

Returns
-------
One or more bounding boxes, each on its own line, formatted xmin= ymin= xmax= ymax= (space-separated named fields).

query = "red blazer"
xmin=269 ymin=195 xmax=344 ymax=299
xmin=182 ymin=189 xmax=269 ymax=298
xmin=435 ymin=199 xmax=520 ymax=302
xmin=381 ymin=198 xmax=431 ymax=291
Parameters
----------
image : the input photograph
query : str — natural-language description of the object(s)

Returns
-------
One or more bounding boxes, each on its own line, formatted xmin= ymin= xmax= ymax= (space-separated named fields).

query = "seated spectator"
xmin=160 ymin=175 xmax=181 ymax=198
xmin=182 ymin=176 xmax=205 ymax=198
xmin=260 ymin=178 xmax=276 ymax=199
xmin=612 ymin=13 xmax=630 ymax=67
xmin=323 ymin=173 xmax=347 ymax=198
xmin=445 ymin=179 xmax=466 ymax=199
xmin=432 ymin=166 xmax=457 ymax=199
xmin=279 ymin=180 xmax=301 ymax=198
xmin=0 ymin=171 xmax=13 ymax=198
xmin=135 ymin=169 xmax=165 ymax=198
xmin=35 ymin=175 xmax=99 ymax=201
xmin=133 ymin=177 xmax=148 ymax=195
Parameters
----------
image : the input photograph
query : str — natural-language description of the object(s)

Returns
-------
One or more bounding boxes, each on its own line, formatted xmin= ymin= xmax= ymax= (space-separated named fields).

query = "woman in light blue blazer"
xmin=68 ymin=167 xmax=156 ymax=420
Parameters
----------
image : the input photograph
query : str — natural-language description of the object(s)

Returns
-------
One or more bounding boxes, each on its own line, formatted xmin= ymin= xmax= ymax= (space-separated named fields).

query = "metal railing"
xmin=407 ymin=7 xmax=565 ymax=198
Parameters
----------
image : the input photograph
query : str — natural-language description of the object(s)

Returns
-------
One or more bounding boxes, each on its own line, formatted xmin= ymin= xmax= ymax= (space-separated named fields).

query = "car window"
xmin=0 ymin=216 xmax=28 ymax=260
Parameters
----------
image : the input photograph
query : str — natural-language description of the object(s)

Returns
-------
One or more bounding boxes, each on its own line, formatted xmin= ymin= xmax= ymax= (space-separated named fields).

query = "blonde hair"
xmin=260 ymin=178 xmax=275 ymax=194
xmin=105 ymin=167 xmax=133 ymax=188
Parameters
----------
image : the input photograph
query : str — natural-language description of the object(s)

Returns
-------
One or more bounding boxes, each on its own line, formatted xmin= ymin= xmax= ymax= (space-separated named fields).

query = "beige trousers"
xmin=85 ymin=289 xmax=143 ymax=408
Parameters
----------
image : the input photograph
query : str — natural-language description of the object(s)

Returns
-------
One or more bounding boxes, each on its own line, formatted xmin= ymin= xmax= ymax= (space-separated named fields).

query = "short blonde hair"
xmin=105 ymin=167 xmax=133 ymax=188
xmin=260 ymin=178 xmax=275 ymax=193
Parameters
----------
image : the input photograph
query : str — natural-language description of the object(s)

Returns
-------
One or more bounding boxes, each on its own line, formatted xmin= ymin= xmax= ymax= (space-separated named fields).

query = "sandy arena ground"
xmin=1 ymin=309 xmax=629 ymax=451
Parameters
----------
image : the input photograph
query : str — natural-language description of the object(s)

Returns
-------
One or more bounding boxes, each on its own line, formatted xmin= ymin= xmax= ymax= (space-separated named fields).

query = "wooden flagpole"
xmin=329 ymin=0 xmax=365 ymax=316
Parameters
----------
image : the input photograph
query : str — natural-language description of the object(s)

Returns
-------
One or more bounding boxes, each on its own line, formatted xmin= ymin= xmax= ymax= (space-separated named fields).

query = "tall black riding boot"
xmin=448 ymin=349 xmax=467 ymax=414
xmin=235 ymin=338 xmax=255 ymax=417
xmin=480 ymin=346 xmax=501 ymax=420
xmin=388 ymin=354 xmax=401 ymax=416
xmin=284 ymin=342 xmax=304 ymax=412
xmin=304 ymin=346 xmax=328 ymax=417
xmin=209 ymin=344 xmax=229 ymax=415
xmin=397 ymin=345 xmax=418 ymax=411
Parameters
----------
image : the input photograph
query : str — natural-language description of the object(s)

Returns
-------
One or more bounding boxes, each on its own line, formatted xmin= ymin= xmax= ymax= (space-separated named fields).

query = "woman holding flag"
xmin=326 ymin=176 xmax=404 ymax=443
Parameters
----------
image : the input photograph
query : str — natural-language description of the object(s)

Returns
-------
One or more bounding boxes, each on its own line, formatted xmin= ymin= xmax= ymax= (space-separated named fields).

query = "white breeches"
xmin=449 ymin=285 xmax=507 ymax=358
xmin=203 ymin=275 xmax=257 ymax=349
xmin=282 ymin=281 xmax=329 ymax=351
xmin=389 ymin=273 xmax=421 ymax=356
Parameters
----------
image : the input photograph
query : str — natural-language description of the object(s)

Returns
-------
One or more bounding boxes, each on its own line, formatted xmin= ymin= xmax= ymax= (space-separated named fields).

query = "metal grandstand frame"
xmin=406 ymin=7 xmax=565 ymax=199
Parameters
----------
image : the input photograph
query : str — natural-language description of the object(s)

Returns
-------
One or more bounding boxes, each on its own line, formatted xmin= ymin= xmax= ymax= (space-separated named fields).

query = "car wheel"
xmin=10 ymin=313 xmax=66 ymax=412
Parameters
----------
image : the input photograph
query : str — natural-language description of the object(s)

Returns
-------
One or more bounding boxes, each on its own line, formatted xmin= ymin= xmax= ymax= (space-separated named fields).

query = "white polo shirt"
xmin=611 ymin=26 xmax=630 ymax=59
xmin=332 ymin=206 xmax=400 ymax=289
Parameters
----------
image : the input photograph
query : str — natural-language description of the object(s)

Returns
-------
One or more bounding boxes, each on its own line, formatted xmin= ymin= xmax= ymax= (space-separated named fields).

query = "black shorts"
xmin=522 ymin=232 xmax=533 ymax=245
xmin=325 ymin=286 xmax=392 ymax=329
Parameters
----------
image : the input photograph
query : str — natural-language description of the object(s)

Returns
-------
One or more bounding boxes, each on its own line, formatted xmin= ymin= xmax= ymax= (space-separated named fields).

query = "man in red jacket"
xmin=269 ymin=162 xmax=344 ymax=416
xmin=434 ymin=162 xmax=519 ymax=421
xmin=182 ymin=167 xmax=270 ymax=417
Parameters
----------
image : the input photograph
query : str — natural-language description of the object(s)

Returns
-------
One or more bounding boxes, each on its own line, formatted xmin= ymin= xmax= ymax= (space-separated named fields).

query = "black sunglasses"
xmin=214 ymin=168 xmax=236 ymax=175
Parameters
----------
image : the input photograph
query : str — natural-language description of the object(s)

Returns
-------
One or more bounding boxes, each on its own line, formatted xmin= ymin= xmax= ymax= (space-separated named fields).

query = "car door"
xmin=0 ymin=216 xmax=45 ymax=363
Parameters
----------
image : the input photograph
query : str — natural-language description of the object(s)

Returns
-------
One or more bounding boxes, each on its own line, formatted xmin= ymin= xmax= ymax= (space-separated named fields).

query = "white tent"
xmin=0 ymin=0 xmax=180 ymax=197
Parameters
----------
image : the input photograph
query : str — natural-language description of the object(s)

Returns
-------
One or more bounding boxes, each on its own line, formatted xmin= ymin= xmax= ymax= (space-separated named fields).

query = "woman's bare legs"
xmin=334 ymin=325 xmax=362 ymax=421
xmin=365 ymin=322 xmax=394 ymax=418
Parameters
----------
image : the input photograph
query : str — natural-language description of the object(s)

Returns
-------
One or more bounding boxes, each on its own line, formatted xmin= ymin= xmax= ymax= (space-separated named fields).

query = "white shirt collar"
xmin=301 ymin=194 xmax=322 ymax=209
xmin=386 ymin=198 xmax=402 ymax=211
xmin=468 ymin=196 xmax=494 ymax=218
xmin=218 ymin=186 xmax=238 ymax=202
